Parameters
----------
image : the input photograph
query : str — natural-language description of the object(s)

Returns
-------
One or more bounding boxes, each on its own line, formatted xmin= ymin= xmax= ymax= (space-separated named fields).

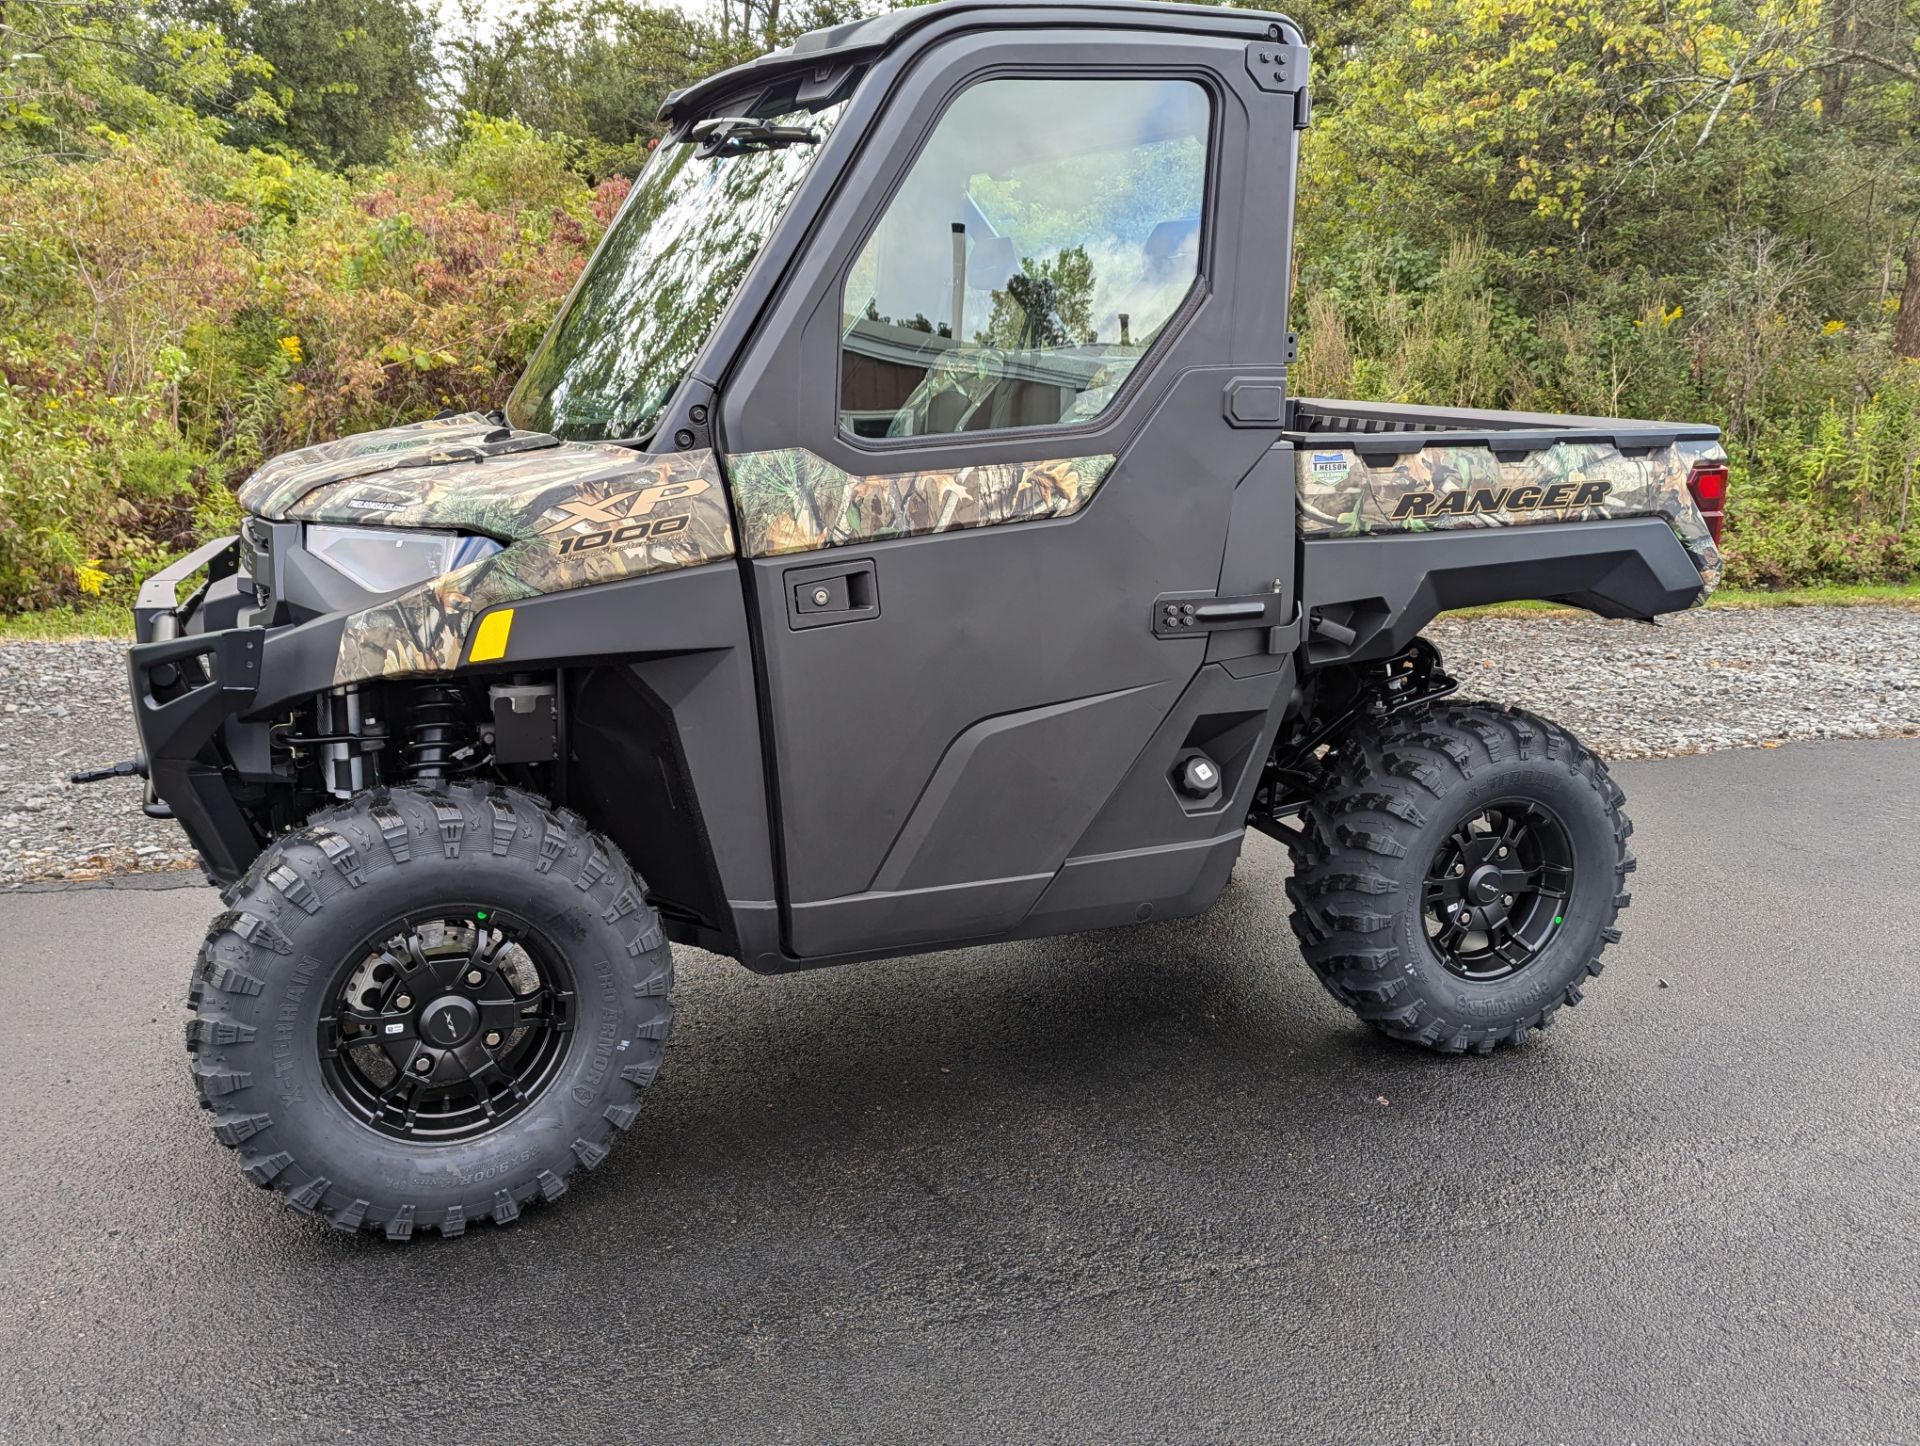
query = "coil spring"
xmin=404 ymin=685 xmax=471 ymax=781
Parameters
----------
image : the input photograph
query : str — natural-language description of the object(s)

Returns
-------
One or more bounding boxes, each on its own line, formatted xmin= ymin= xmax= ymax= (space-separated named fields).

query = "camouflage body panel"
xmin=230 ymin=416 xmax=734 ymax=683
xmin=236 ymin=413 xmax=558 ymax=521
xmin=1296 ymin=437 xmax=1725 ymax=593
xmin=325 ymin=449 xmax=733 ymax=683
xmin=728 ymin=447 xmax=1115 ymax=558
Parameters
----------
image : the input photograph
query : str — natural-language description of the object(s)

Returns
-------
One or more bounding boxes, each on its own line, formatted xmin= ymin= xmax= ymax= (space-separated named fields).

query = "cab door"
xmin=718 ymin=25 xmax=1302 ymax=960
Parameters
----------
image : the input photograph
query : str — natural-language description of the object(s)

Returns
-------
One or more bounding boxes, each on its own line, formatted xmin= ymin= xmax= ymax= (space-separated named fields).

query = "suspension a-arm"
xmin=1250 ymin=637 xmax=1458 ymax=847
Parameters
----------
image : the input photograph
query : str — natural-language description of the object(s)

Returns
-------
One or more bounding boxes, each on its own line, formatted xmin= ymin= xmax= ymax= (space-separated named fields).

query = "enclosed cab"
xmin=100 ymin=0 xmax=1725 ymax=1240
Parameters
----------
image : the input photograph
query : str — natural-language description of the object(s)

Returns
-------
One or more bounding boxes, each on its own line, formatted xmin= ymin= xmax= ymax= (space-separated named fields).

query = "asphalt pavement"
xmin=1 ymin=740 xmax=1916 ymax=1443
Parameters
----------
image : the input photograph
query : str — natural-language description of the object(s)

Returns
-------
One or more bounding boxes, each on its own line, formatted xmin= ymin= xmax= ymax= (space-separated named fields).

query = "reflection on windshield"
xmin=509 ymin=105 xmax=843 ymax=444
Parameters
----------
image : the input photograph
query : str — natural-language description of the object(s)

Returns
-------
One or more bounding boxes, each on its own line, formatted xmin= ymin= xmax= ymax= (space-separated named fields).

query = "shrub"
xmin=0 ymin=122 xmax=609 ymax=606
xmin=1295 ymin=240 xmax=1920 ymax=591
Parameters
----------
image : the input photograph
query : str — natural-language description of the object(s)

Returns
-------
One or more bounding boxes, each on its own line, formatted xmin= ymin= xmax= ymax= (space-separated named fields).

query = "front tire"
xmin=184 ymin=783 xmax=673 ymax=1239
xmin=1285 ymin=701 xmax=1633 ymax=1053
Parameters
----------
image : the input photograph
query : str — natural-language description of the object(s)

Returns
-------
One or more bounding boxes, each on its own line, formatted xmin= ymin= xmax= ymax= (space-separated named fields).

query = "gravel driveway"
xmin=4 ymin=604 xmax=1917 ymax=885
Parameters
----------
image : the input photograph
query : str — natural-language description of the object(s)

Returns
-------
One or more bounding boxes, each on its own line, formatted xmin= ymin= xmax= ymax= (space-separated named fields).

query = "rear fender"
xmin=1299 ymin=516 xmax=1705 ymax=666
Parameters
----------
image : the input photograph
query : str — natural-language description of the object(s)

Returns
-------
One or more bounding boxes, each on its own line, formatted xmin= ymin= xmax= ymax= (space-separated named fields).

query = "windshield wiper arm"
xmin=691 ymin=116 xmax=823 ymax=155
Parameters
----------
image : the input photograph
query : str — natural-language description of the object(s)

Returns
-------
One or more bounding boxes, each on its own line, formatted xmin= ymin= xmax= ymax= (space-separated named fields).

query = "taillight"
xmin=1687 ymin=461 xmax=1728 ymax=545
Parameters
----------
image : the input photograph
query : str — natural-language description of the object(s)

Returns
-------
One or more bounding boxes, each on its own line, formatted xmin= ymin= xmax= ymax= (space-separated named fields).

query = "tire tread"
xmin=1284 ymin=700 xmax=1632 ymax=1053
xmin=184 ymin=782 xmax=673 ymax=1239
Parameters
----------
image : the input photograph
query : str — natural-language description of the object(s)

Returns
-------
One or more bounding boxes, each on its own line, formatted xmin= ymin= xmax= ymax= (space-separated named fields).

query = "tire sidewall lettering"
xmin=188 ymin=785 xmax=672 ymax=1232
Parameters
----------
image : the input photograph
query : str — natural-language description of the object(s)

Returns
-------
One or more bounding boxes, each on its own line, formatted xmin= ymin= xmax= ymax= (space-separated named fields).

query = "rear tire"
xmin=184 ymin=783 xmax=673 ymax=1239
xmin=1284 ymin=700 xmax=1633 ymax=1054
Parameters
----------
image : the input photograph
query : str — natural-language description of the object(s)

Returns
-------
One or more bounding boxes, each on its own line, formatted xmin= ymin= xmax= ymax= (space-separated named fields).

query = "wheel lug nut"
xmin=394 ymin=994 xmax=412 ymax=1010
xmin=483 ymin=1030 xmax=502 ymax=1048
xmin=1503 ymin=894 xmax=1514 ymax=905
xmin=466 ymin=969 xmax=485 ymax=986
xmin=412 ymin=1055 xmax=432 ymax=1074
xmin=1497 ymin=847 xmax=1509 ymax=858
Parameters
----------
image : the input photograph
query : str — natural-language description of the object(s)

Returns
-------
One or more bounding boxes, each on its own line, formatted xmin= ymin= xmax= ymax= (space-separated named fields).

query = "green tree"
xmin=1295 ymin=0 xmax=1917 ymax=346
xmin=447 ymin=0 xmax=866 ymax=176
xmin=448 ymin=0 xmax=705 ymax=175
xmin=186 ymin=0 xmax=436 ymax=167
xmin=706 ymin=0 xmax=870 ymax=64
xmin=979 ymin=248 xmax=1097 ymax=348
xmin=0 ymin=0 xmax=265 ymax=163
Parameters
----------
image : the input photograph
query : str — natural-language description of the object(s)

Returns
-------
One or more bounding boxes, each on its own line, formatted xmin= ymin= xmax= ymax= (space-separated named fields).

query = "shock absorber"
xmin=317 ymin=685 xmax=376 ymax=799
xmin=403 ymin=684 xmax=473 ymax=782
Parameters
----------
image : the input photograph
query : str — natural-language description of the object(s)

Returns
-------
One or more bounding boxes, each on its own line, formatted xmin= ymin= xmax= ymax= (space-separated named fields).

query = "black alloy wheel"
xmin=320 ymin=910 xmax=575 ymax=1143
xmin=1421 ymin=801 xmax=1574 ymax=982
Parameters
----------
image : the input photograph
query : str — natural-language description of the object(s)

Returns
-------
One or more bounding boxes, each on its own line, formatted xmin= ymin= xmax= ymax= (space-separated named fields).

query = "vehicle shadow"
xmin=287 ymin=855 xmax=1582 ymax=1277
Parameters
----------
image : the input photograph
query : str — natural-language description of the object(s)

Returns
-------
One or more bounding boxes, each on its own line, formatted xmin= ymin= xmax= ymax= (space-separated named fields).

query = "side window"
xmin=839 ymin=77 xmax=1210 ymax=440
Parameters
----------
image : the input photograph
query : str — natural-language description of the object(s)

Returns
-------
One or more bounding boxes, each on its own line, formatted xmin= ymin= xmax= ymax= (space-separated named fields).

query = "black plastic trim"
xmin=127 ymin=626 xmax=268 ymax=882
xmin=1299 ymin=517 xmax=1706 ymax=664
xmin=662 ymin=0 xmax=1302 ymax=123
xmin=134 ymin=534 xmax=240 ymax=644
xmin=1287 ymin=397 xmax=1720 ymax=457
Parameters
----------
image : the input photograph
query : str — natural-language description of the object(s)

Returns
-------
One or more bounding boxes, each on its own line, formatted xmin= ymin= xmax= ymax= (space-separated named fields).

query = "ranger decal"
xmin=1391 ymin=480 xmax=1613 ymax=520
xmin=1297 ymin=437 xmax=1724 ymax=594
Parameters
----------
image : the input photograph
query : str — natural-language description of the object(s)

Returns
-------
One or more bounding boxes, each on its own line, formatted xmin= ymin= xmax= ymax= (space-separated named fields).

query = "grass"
xmin=1448 ymin=579 xmax=1920 ymax=620
xmin=2 ymin=581 xmax=1918 ymax=641
xmin=1710 ymin=581 xmax=1920 ymax=609
xmin=0 ymin=600 xmax=135 ymax=640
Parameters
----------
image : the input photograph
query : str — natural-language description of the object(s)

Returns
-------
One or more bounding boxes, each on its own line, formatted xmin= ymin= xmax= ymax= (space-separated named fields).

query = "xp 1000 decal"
xmin=230 ymin=415 xmax=736 ymax=683
xmin=323 ymin=451 xmax=733 ymax=683
xmin=1296 ymin=437 xmax=1725 ymax=591
xmin=536 ymin=477 xmax=717 ymax=556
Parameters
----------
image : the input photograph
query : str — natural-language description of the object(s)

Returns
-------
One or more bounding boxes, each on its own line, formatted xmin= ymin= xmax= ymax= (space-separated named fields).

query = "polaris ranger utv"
xmin=100 ymin=0 xmax=1729 ymax=1239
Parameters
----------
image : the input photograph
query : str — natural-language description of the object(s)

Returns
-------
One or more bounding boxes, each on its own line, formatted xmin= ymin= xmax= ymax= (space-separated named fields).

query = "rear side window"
xmin=839 ymin=76 xmax=1210 ymax=440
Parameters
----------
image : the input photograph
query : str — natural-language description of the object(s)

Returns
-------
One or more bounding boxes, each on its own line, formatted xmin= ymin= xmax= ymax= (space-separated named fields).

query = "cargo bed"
xmin=1285 ymin=397 xmax=1728 ymax=663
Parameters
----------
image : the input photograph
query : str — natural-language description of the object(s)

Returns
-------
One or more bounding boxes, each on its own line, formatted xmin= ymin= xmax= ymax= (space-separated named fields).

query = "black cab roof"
xmin=660 ymin=0 xmax=1301 ymax=122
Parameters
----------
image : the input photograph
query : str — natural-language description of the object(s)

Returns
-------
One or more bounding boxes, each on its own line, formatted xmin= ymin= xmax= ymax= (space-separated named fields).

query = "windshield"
xmin=508 ymin=102 xmax=844 ymax=444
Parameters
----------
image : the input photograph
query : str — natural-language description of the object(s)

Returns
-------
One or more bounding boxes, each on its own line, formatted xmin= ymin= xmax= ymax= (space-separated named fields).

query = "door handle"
xmin=785 ymin=557 xmax=879 ymax=630
xmin=1151 ymin=587 xmax=1296 ymax=653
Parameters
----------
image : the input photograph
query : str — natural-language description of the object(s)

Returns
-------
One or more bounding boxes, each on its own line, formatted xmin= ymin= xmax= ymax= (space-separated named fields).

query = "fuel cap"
xmin=1177 ymin=755 xmax=1220 ymax=797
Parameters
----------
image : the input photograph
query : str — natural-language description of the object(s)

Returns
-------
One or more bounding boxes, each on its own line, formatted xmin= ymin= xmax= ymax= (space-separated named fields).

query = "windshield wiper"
xmin=691 ymin=116 xmax=823 ymax=156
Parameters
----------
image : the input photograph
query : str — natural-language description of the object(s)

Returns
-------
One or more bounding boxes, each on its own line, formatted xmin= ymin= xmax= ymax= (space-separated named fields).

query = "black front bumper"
xmin=128 ymin=529 xmax=384 ymax=882
xmin=130 ymin=536 xmax=268 ymax=883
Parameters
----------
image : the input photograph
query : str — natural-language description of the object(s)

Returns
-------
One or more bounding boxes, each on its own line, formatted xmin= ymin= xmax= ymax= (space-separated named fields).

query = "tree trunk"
xmin=1896 ymin=232 xmax=1920 ymax=361
xmin=1820 ymin=4 xmax=1852 ymax=122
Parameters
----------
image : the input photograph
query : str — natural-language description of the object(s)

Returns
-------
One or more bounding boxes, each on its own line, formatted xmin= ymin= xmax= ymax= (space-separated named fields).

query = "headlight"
xmin=305 ymin=525 xmax=503 ymax=594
